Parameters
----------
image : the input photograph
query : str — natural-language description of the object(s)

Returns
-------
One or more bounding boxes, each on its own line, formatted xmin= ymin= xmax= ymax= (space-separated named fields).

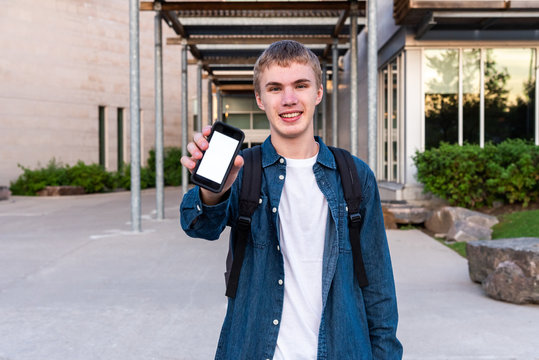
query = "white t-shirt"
xmin=273 ymin=153 xmax=328 ymax=360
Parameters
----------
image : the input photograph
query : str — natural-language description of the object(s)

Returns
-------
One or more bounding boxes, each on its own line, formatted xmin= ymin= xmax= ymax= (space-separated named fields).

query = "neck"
xmin=271 ymin=134 xmax=318 ymax=159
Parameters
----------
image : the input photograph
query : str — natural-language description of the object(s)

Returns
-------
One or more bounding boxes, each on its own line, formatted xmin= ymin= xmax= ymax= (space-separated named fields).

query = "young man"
xmin=180 ymin=40 xmax=402 ymax=359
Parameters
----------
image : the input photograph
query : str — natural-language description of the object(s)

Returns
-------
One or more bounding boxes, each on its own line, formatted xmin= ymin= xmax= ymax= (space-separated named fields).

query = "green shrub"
xmin=10 ymin=159 xmax=69 ymax=195
xmin=413 ymin=139 xmax=539 ymax=208
xmin=146 ymin=147 xmax=183 ymax=186
xmin=9 ymin=147 xmax=183 ymax=195
xmin=66 ymin=161 xmax=113 ymax=193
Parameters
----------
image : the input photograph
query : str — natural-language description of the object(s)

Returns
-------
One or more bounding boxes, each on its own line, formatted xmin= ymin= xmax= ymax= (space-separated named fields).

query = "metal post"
xmin=217 ymin=88 xmax=222 ymax=122
xmin=458 ymin=48 xmax=463 ymax=146
xmin=480 ymin=48 xmax=485 ymax=148
xmin=367 ymin=0 xmax=378 ymax=172
xmin=322 ymin=61 xmax=328 ymax=141
xmin=129 ymin=0 xmax=141 ymax=232
xmin=208 ymin=75 xmax=213 ymax=125
xmin=332 ymin=39 xmax=339 ymax=147
xmin=154 ymin=13 xmax=164 ymax=220
xmin=197 ymin=61 xmax=203 ymax=132
xmin=350 ymin=2 xmax=359 ymax=157
xmin=181 ymin=40 xmax=188 ymax=195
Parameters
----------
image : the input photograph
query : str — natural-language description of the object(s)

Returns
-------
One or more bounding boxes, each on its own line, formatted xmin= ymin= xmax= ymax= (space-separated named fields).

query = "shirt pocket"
xmin=248 ymin=195 xmax=271 ymax=248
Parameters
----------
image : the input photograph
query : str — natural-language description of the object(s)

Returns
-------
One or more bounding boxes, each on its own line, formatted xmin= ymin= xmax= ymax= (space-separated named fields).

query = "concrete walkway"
xmin=0 ymin=188 xmax=537 ymax=360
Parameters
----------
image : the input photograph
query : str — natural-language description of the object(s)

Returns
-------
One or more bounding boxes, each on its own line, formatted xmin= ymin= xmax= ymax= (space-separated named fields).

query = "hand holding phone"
xmin=188 ymin=122 xmax=245 ymax=195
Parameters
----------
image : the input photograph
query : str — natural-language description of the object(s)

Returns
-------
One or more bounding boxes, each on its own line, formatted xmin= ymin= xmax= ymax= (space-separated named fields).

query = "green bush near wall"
xmin=413 ymin=139 xmax=539 ymax=208
xmin=9 ymin=147 xmax=182 ymax=196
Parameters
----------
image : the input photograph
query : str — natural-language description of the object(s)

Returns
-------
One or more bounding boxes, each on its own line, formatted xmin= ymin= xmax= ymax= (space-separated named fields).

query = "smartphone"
xmin=191 ymin=121 xmax=245 ymax=193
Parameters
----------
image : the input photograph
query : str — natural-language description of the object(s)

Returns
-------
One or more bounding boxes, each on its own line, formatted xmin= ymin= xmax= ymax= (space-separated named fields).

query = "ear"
xmin=315 ymin=84 xmax=323 ymax=106
xmin=255 ymin=91 xmax=265 ymax=111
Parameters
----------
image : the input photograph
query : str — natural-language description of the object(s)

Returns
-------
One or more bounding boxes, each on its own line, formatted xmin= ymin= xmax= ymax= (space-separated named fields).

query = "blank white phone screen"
xmin=196 ymin=131 xmax=239 ymax=184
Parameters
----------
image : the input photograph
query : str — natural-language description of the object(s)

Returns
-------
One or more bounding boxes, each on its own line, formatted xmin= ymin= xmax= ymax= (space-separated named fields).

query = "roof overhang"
xmin=141 ymin=1 xmax=366 ymax=89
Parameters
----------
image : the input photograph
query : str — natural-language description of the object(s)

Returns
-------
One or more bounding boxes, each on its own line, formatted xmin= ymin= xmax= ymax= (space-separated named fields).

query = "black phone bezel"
xmin=191 ymin=121 xmax=245 ymax=193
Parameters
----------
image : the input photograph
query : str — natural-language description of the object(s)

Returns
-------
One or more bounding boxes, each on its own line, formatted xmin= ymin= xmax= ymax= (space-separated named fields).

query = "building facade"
xmin=0 ymin=0 xmax=201 ymax=186
xmin=342 ymin=0 xmax=539 ymax=201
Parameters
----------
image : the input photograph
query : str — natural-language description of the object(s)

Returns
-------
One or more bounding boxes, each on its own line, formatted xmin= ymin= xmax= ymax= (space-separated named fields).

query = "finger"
xmin=233 ymin=154 xmax=244 ymax=168
xmin=193 ymin=132 xmax=209 ymax=151
xmin=202 ymin=125 xmax=212 ymax=137
xmin=180 ymin=156 xmax=196 ymax=173
xmin=187 ymin=142 xmax=203 ymax=159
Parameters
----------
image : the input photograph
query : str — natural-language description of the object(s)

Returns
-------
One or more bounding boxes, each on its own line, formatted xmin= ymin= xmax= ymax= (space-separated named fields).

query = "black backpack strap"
xmin=329 ymin=146 xmax=369 ymax=288
xmin=225 ymin=145 xmax=262 ymax=298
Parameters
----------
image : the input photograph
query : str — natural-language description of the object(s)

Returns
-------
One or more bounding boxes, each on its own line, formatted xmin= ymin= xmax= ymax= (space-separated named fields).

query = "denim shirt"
xmin=180 ymin=137 xmax=402 ymax=360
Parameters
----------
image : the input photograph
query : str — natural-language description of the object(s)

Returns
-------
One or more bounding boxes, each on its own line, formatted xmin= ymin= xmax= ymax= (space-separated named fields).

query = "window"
xmin=117 ymin=108 xmax=124 ymax=171
xmin=222 ymin=95 xmax=269 ymax=130
xmin=423 ymin=48 xmax=537 ymax=149
xmin=98 ymin=106 xmax=106 ymax=167
xmin=424 ymin=49 xmax=459 ymax=149
xmin=379 ymin=55 xmax=402 ymax=182
xmin=222 ymin=94 xmax=270 ymax=147
xmin=485 ymin=49 xmax=536 ymax=143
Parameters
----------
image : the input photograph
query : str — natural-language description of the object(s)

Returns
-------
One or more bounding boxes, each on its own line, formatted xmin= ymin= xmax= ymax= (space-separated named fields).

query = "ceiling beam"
xmin=218 ymin=84 xmax=254 ymax=91
xmin=323 ymin=8 xmax=350 ymax=59
xmin=141 ymin=1 xmax=354 ymax=12
xmin=161 ymin=11 xmax=187 ymax=37
xmin=167 ymin=36 xmax=349 ymax=46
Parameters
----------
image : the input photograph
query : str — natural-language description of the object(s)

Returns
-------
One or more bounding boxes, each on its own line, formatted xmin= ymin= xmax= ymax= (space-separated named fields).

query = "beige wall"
xmin=0 ymin=0 xmax=200 ymax=185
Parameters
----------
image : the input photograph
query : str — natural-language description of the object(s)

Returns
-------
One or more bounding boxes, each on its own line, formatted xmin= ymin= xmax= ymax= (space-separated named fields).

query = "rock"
xmin=482 ymin=261 xmax=536 ymax=304
xmin=0 ymin=186 xmax=10 ymax=201
xmin=383 ymin=204 xmax=431 ymax=225
xmin=425 ymin=206 xmax=498 ymax=242
xmin=446 ymin=219 xmax=493 ymax=242
xmin=382 ymin=207 xmax=398 ymax=229
xmin=37 ymin=186 xmax=85 ymax=196
xmin=466 ymin=238 xmax=539 ymax=304
xmin=425 ymin=207 xmax=456 ymax=234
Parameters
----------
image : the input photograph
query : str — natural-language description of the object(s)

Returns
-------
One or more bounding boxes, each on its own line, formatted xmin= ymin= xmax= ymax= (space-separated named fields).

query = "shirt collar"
xmin=260 ymin=136 xmax=336 ymax=170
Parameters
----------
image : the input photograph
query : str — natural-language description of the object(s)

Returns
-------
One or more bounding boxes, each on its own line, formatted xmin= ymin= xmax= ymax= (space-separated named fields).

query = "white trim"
xmin=399 ymin=53 xmax=406 ymax=184
xmin=432 ymin=11 xmax=539 ymax=18
xmin=536 ymin=47 xmax=539 ymax=146
xmin=420 ymin=48 xmax=425 ymax=152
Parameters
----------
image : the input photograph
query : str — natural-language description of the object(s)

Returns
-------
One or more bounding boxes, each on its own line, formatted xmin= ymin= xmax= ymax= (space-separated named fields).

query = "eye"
xmin=296 ymin=83 xmax=308 ymax=89
xmin=268 ymin=86 xmax=280 ymax=92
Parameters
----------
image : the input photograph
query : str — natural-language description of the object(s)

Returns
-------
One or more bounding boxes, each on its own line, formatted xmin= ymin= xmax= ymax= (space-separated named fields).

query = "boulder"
xmin=0 ymin=186 xmax=10 ymax=201
xmin=425 ymin=206 xmax=498 ymax=242
xmin=382 ymin=207 xmax=398 ymax=229
xmin=446 ymin=220 xmax=493 ymax=242
xmin=383 ymin=204 xmax=431 ymax=225
xmin=482 ymin=261 xmax=536 ymax=304
xmin=37 ymin=186 xmax=85 ymax=196
xmin=466 ymin=238 xmax=539 ymax=304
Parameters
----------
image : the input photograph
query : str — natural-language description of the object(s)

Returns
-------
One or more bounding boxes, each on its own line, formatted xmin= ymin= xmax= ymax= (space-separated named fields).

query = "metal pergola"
xmin=129 ymin=1 xmax=378 ymax=232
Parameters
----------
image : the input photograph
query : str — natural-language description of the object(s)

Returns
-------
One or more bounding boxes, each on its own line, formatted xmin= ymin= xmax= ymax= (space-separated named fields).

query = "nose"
xmin=281 ymin=87 xmax=298 ymax=106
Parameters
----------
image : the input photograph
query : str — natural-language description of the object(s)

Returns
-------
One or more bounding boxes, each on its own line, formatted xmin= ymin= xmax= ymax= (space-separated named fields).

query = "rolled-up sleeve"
xmin=180 ymin=186 xmax=230 ymax=240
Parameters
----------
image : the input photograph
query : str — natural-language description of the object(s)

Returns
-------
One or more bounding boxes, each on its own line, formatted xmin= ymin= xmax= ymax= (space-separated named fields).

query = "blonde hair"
xmin=253 ymin=40 xmax=322 ymax=94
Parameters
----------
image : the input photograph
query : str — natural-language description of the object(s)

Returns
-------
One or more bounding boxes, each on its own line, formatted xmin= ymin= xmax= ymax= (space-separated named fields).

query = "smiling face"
xmin=255 ymin=62 xmax=323 ymax=145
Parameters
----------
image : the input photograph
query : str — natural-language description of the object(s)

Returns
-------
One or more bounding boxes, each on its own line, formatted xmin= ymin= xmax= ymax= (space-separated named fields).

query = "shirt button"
xmin=259 ymin=198 xmax=263 ymax=204
xmin=272 ymin=207 xmax=277 ymax=213
xmin=278 ymin=279 xmax=283 ymax=285
xmin=279 ymin=158 xmax=285 ymax=164
xmin=196 ymin=204 xmax=201 ymax=212
xmin=279 ymin=174 xmax=284 ymax=180
xmin=277 ymin=245 xmax=280 ymax=251
xmin=273 ymin=319 xmax=279 ymax=325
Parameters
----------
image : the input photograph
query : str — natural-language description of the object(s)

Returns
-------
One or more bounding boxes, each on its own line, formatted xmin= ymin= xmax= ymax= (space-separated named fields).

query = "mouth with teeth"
xmin=279 ymin=111 xmax=303 ymax=122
